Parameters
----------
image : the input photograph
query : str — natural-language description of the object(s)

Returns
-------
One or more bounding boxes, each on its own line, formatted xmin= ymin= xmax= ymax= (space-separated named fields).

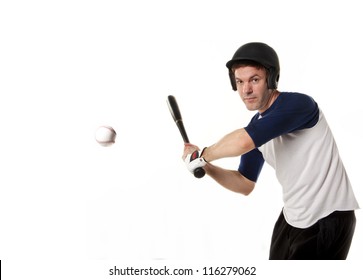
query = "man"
xmin=183 ymin=42 xmax=359 ymax=259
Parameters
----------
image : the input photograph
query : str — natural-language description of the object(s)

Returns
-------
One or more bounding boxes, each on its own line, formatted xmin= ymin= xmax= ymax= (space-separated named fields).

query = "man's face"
xmin=234 ymin=65 xmax=274 ymax=113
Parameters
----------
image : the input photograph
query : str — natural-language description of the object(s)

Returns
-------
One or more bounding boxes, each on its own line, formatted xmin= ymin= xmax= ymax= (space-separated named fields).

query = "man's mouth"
xmin=244 ymin=97 xmax=256 ymax=102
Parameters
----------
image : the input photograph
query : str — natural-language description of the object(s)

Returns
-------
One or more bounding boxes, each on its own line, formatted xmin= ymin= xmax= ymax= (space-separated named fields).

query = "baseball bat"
xmin=167 ymin=95 xmax=205 ymax=178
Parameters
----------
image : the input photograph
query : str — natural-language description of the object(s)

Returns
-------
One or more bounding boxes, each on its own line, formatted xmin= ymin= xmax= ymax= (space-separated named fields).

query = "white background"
xmin=1 ymin=0 xmax=362 ymax=279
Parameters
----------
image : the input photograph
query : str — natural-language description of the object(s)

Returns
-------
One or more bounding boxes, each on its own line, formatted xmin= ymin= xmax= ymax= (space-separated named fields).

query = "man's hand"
xmin=182 ymin=144 xmax=206 ymax=178
xmin=182 ymin=143 xmax=200 ymax=160
xmin=184 ymin=150 xmax=207 ymax=174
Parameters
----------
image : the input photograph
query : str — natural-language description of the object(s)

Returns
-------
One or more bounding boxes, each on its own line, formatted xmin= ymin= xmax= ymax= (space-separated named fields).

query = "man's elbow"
xmin=240 ymin=184 xmax=255 ymax=196
xmin=237 ymin=176 xmax=255 ymax=196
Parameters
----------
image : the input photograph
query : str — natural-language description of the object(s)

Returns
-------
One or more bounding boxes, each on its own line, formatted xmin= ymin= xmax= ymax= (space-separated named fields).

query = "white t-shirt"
xmin=240 ymin=92 xmax=359 ymax=228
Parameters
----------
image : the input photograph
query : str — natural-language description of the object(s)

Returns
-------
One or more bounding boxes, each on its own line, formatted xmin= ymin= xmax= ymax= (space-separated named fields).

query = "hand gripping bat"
xmin=167 ymin=95 xmax=206 ymax=178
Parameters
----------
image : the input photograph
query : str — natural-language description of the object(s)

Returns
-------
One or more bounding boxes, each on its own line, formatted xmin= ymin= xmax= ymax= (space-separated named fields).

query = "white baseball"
xmin=95 ymin=126 xmax=117 ymax=146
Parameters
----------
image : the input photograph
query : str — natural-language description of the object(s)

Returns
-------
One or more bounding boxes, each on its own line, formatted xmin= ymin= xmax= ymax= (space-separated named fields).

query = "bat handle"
xmin=194 ymin=167 xmax=206 ymax=178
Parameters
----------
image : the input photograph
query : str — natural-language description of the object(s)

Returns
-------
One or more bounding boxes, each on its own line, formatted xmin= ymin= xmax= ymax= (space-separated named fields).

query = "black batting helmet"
xmin=226 ymin=42 xmax=280 ymax=90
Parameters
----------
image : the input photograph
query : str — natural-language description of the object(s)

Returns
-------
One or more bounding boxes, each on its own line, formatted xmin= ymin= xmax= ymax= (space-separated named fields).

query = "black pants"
xmin=269 ymin=210 xmax=356 ymax=260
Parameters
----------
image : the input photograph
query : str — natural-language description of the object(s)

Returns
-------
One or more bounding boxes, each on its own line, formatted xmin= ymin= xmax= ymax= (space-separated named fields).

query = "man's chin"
xmin=245 ymin=105 xmax=257 ymax=111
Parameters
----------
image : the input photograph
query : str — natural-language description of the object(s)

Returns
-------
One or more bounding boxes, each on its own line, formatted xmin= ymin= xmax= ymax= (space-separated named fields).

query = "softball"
xmin=95 ymin=125 xmax=117 ymax=147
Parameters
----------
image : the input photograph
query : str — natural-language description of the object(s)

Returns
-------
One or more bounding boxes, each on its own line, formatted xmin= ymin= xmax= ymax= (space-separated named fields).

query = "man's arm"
xmin=182 ymin=128 xmax=257 ymax=193
xmin=204 ymin=163 xmax=255 ymax=195
xmin=202 ymin=128 xmax=255 ymax=162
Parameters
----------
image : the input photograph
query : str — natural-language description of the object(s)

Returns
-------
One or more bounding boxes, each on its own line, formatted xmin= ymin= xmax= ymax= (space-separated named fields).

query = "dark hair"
xmin=231 ymin=60 xmax=265 ymax=73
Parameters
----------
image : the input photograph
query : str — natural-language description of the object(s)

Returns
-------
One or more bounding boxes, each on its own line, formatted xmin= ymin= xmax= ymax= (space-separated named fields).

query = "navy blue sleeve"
xmin=238 ymin=148 xmax=265 ymax=182
xmin=245 ymin=92 xmax=319 ymax=147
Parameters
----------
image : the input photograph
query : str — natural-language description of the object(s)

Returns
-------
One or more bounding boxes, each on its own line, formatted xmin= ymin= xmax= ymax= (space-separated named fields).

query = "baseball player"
xmin=183 ymin=42 xmax=359 ymax=259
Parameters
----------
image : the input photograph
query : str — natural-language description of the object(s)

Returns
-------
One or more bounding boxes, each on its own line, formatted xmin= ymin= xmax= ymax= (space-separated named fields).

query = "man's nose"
xmin=242 ymin=82 xmax=252 ymax=95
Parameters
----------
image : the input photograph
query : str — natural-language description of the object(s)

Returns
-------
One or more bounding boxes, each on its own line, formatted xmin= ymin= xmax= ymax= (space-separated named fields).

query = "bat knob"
xmin=194 ymin=167 xmax=206 ymax=179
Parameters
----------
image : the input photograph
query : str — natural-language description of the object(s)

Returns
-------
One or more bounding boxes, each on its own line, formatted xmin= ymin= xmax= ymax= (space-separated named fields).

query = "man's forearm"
xmin=202 ymin=128 xmax=255 ymax=162
xmin=204 ymin=163 xmax=255 ymax=195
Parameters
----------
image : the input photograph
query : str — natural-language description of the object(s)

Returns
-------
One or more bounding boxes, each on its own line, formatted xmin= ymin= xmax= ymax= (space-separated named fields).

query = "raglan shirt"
xmin=239 ymin=92 xmax=359 ymax=228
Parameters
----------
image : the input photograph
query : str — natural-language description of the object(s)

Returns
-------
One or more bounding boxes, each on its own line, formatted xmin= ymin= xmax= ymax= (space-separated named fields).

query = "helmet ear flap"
xmin=229 ymin=70 xmax=237 ymax=91
xmin=267 ymin=69 xmax=279 ymax=89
